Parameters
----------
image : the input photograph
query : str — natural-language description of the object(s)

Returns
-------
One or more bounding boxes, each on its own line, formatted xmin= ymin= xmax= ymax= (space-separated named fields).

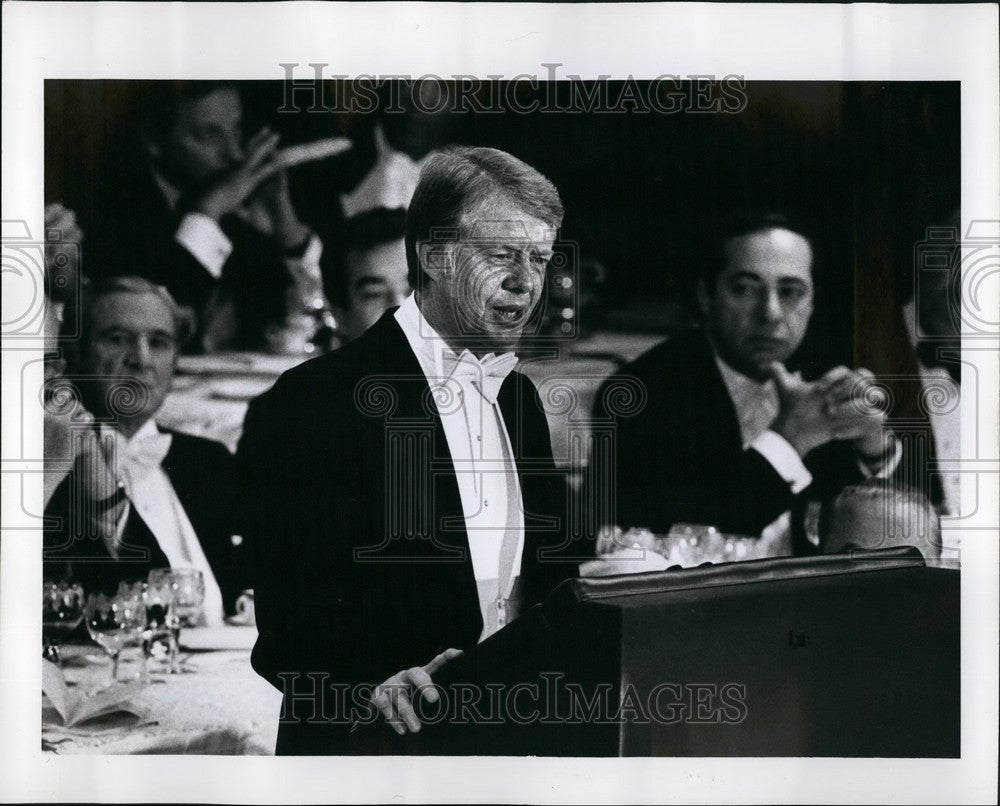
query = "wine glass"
xmin=142 ymin=573 xmax=175 ymax=676
xmin=148 ymin=568 xmax=204 ymax=673
xmin=42 ymin=581 xmax=85 ymax=668
xmin=83 ymin=584 xmax=146 ymax=691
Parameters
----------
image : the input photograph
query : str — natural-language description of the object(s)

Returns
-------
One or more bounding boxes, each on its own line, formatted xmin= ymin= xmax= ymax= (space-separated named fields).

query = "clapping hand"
xmin=371 ymin=648 xmax=464 ymax=735
xmin=768 ymin=362 xmax=839 ymax=456
xmin=769 ymin=362 xmax=892 ymax=461
xmin=246 ymin=163 xmax=312 ymax=251
xmin=819 ymin=367 xmax=893 ymax=462
xmin=43 ymin=389 xmax=122 ymax=535
xmin=43 ymin=203 xmax=83 ymax=302
xmin=193 ymin=127 xmax=281 ymax=222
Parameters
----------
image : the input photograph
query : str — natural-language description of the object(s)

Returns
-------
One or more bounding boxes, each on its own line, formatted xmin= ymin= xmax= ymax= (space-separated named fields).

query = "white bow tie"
xmin=443 ymin=350 xmax=519 ymax=405
xmin=121 ymin=429 xmax=172 ymax=474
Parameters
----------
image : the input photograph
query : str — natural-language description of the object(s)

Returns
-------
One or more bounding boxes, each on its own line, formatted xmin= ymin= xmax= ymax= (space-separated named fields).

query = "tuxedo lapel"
xmin=352 ymin=314 xmax=479 ymax=613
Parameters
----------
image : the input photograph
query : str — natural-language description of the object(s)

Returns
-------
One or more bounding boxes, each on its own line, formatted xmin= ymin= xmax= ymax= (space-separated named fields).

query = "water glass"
xmin=148 ymin=568 xmax=205 ymax=673
xmin=83 ymin=584 xmax=146 ymax=691
xmin=42 ymin=581 xmax=85 ymax=667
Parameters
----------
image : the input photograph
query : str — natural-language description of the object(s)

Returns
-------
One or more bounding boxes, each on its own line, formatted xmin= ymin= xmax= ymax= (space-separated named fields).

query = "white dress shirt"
xmin=394 ymin=294 xmax=524 ymax=642
xmin=106 ymin=419 xmax=226 ymax=626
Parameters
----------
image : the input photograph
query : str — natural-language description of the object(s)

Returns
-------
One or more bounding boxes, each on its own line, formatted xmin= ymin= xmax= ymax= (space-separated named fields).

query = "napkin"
xmin=42 ymin=659 xmax=147 ymax=729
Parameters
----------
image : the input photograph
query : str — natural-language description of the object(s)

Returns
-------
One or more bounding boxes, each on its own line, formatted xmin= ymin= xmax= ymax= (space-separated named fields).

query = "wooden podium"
xmin=350 ymin=547 xmax=959 ymax=756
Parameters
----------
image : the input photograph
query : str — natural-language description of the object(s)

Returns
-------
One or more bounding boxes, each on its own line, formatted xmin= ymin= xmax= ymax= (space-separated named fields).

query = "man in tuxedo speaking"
xmin=239 ymin=146 xmax=576 ymax=754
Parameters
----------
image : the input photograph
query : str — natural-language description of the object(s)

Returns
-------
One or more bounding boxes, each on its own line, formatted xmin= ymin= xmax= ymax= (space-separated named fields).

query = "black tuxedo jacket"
xmin=592 ymin=328 xmax=864 ymax=543
xmin=237 ymin=310 xmax=577 ymax=754
xmin=85 ymin=157 xmax=293 ymax=350
xmin=43 ymin=429 xmax=248 ymax=615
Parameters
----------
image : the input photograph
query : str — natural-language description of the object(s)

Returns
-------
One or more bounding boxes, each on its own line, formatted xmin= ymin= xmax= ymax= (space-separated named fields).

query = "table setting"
xmin=40 ymin=571 xmax=281 ymax=756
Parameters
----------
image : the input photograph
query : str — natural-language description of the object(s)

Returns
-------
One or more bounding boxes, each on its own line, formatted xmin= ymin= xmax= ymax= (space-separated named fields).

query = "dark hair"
xmin=67 ymin=275 xmax=194 ymax=361
xmin=699 ymin=209 xmax=813 ymax=287
xmin=327 ymin=207 xmax=409 ymax=307
xmin=136 ymin=80 xmax=239 ymax=146
xmin=345 ymin=207 xmax=408 ymax=252
xmin=817 ymin=477 xmax=941 ymax=551
xmin=404 ymin=146 xmax=564 ymax=291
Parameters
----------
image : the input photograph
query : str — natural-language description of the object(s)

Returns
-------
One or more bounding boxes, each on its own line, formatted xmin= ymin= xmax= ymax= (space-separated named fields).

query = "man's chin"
xmin=479 ymin=330 xmax=522 ymax=354
xmin=733 ymin=353 xmax=790 ymax=382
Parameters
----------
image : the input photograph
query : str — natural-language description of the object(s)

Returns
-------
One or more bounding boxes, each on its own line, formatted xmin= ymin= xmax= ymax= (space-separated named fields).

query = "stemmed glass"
xmin=42 ymin=581 xmax=85 ymax=668
xmin=83 ymin=584 xmax=146 ymax=691
xmin=141 ymin=574 xmax=176 ymax=677
xmin=148 ymin=568 xmax=205 ymax=673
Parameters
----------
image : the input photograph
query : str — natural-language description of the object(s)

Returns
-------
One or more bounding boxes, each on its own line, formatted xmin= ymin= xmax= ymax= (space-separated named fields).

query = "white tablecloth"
xmin=42 ymin=626 xmax=281 ymax=755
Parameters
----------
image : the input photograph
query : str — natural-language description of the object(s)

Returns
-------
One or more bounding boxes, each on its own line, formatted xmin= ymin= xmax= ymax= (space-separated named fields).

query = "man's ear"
xmin=696 ymin=278 xmax=713 ymax=319
xmin=417 ymin=242 xmax=453 ymax=282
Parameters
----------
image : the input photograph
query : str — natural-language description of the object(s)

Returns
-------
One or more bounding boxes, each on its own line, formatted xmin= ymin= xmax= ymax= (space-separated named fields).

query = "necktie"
xmin=443 ymin=349 xmax=519 ymax=405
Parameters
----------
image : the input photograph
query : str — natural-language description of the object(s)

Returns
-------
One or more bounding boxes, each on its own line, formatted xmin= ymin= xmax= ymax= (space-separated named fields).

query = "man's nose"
xmin=758 ymin=288 xmax=784 ymax=323
xmin=125 ymin=337 xmax=153 ymax=368
xmin=500 ymin=256 xmax=533 ymax=294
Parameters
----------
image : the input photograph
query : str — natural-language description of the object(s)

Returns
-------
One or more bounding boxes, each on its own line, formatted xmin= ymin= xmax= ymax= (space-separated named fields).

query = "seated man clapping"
xmin=43 ymin=276 xmax=248 ymax=622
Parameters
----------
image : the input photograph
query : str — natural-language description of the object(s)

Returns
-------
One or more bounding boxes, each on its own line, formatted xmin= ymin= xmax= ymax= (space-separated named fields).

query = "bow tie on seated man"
xmin=43 ymin=276 xmax=247 ymax=623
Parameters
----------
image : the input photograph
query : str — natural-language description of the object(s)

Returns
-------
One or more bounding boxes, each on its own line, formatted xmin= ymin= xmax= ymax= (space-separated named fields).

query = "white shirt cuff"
xmin=751 ymin=430 xmax=813 ymax=494
xmin=175 ymin=213 xmax=233 ymax=279
xmin=857 ymin=435 xmax=904 ymax=478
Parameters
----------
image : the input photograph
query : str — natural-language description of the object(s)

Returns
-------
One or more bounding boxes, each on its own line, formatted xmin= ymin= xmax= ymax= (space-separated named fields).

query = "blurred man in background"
xmin=331 ymin=207 xmax=411 ymax=341
xmin=43 ymin=277 xmax=247 ymax=622
xmin=87 ymin=82 xmax=328 ymax=352
xmin=595 ymin=211 xmax=900 ymax=553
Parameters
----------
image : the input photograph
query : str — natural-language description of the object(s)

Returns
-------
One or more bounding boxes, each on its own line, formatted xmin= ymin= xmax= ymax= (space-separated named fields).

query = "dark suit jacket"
xmin=44 ymin=429 xmax=248 ymax=616
xmin=85 ymin=157 xmax=293 ymax=350
xmin=237 ymin=310 xmax=577 ymax=754
xmin=592 ymin=328 xmax=864 ymax=544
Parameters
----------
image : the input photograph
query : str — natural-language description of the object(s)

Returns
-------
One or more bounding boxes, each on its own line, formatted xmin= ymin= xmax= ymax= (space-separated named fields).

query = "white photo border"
xmin=2 ymin=2 xmax=997 ymax=803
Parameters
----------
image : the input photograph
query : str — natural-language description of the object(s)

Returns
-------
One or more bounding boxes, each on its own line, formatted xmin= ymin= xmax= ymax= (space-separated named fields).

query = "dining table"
xmin=42 ymin=625 xmax=282 ymax=755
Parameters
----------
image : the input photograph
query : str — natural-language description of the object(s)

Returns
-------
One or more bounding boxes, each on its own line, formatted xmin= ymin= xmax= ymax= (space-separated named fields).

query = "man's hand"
xmin=372 ymin=648 xmax=464 ymax=735
xmin=193 ymin=127 xmax=281 ymax=222
xmin=768 ymin=362 xmax=843 ymax=457
xmin=820 ymin=367 xmax=894 ymax=463
xmin=44 ymin=203 xmax=83 ymax=304
xmin=43 ymin=393 xmax=89 ymax=503
xmin=43 ymin=388 xmax=122 ymax=509
xmin=248 ymin=168 xmax=312 ymax=251
xmin=43 ymin=393 xmax=118 ymax=507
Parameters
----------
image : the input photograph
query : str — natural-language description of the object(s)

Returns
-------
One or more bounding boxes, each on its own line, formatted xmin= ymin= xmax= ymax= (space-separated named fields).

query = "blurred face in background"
xmin=80 ymin=291 xmax=178 ymax=431
xmin=339 ymin=239 xmax=411 ymax=341
xmin=699 ymin=227 xmax=814 ymax=380
xmin=148 ymin=86 xmax=244 ymax=191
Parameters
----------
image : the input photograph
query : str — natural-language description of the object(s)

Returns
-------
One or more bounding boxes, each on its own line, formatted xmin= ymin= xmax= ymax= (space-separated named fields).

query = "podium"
xmin=350 ymin=547 xmax=959 ymax=756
